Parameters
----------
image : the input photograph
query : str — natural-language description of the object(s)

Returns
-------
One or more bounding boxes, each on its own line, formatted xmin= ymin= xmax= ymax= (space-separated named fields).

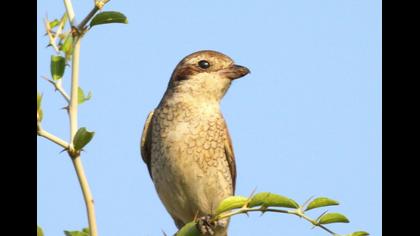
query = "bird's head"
xmin=166 ymin=50 xmax=250 ymax=102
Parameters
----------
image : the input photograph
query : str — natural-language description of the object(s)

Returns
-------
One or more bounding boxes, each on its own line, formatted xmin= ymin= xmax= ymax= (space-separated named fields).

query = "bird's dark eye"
xmin=198 ymin=60 xmax=210 ymax=69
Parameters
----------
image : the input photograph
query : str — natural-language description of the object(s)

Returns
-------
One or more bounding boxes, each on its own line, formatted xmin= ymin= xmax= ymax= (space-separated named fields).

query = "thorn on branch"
xmin=59 ymin=148 xmax=69 ymax=154
xmin=62 ymin=106 xmax=70 ymax=113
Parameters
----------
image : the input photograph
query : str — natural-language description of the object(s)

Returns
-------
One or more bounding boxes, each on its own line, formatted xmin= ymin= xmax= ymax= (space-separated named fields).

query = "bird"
xmin=140 ymin=50 xmax=250 ymax=236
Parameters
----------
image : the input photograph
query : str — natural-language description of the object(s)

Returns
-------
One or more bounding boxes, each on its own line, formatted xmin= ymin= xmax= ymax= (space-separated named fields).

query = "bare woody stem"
xmin=37 ymin=125 xmax=69 ymax=149
xmin=43 ymin=77 xmax=70 ymax=103
xmin=55 ymin=80 xmax=71 ymax=103
xmin=78 ymin=0 xmax=111 ymax=31
xmin=71 ymin=154 xmax=98 ymax=236
xmin=64 ymin=1 xmax=105 ymax=236
xmin=67 ymin=35 xmax=98 ymax=236
xmin=63 ymin=0 xmax=76 ymax=26
xmin=69 ymin=37 xmax=80 ymax=142
xmin=77 ymin=6 xmax=99 ymax=30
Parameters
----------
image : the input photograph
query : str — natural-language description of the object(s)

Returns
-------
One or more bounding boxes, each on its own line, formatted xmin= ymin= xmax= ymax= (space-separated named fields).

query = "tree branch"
xmin=63 ymin=0 xmax=76 ymax=26
xmin=71 ymin=155 xmax=98 ymax=236
xmin=77 ymin=6 xmax=99 ymax=31
xmin=44 ymin=18 xmax=60 ymax=53
xmin=67 ymin=35 xmax=99 ymax=236
xmin=37 ymin=125 xmax=69 ymax=149
xmin=42 ymin=76 xmax=71 ymax=103
xmin=213 ymin=207 xmax=337 ymax=236
xmin=78 ymin=0 xmax=111 ymax=31
xmin=41 ymin=2 xmax=113 ymax=236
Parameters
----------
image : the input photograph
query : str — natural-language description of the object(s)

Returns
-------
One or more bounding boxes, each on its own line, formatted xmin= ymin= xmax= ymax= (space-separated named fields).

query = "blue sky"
xmin=37 ymin=1 xmax=382 ymax=235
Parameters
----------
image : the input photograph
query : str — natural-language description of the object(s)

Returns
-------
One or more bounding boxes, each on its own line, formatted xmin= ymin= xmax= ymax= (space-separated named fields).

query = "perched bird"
xmin=141 ymin=50 xmax=250 ymax=235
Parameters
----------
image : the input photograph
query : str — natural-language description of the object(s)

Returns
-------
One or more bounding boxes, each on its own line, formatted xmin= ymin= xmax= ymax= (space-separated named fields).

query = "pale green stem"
xmin=292 ymin=210 xmax=336 ymax=235
xmin=43 ymin=77 xmax=70 ymax=103
xmin=63 ymin=0 xmax=75 ymax=25
xmin=44 ymin=18 xmax=60 ymax=52
xmin=214 ymin=207 xmax=336 ymax=235
xmin=55 ymin=79 xmax=71 ymax=103
xmin=215 ymin=208 xmax=290 ymax=221
xmin=68 ymin=36 xmax=98 ymax=236
xmin=54 ymin=15 xmax=66 ymax=42
xmin=72 ymin=155 xmax=98 ymax=236
xmin=78 ymin=6 xmax=99 ymax=30
xmin=37 ymin=126 xmax=69 ymax=149
xmin=69 ymin=37 xmax=80 ymax=142
xmin=77 ymin=1 xmax=111 ymax=31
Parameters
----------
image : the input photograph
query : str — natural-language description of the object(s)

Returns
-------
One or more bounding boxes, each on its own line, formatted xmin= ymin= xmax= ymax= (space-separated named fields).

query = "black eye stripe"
xmin=198 ymin=60 xmax=210 ymax=69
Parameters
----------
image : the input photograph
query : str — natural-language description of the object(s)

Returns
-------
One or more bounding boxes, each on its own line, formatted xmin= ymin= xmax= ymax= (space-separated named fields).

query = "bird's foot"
xmin=197 ymin=215 xmax=217 ymax=235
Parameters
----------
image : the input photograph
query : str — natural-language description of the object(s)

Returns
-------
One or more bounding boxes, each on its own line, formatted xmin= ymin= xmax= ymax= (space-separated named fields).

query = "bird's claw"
xmin=197 ymin=215 xmax=217 ymax=235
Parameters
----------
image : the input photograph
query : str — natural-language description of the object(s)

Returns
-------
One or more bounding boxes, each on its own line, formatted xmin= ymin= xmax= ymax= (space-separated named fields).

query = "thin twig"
xmin=48 ymin=2 xmax=112 ymax=236
xmin=69 ymin=38 xmax=80 ymax=143
xmin=37 ymin=126 xmax=69 ymax=149
xmin=53 ymin=14 xmax=67 ymax=43
xmin=61 ymin=1 xmax=99 ymax=236
xmin=295 ymin=211 xmax=336 ymax=235
xmin=318 ymin=224 xmax=336 ymax=235
xmin=44 ymin=18 xmax=60 ymax=52
xmin=77 ymin=1 xmax=111 ymax=31
xmin=77 ymin=6 xmax=99 ymax=31
xmin=213 ymin=207 xmax=337 ymax=236
xmin=42 ymin=76 xmax=71 ymax=103
xmin=215 ymin=208 xmax=291 ymax=221
xmin=71 ymin=155 xmax=98 ymax=236
xmin=55 ymin=80 xmax=71 ymax=103
xmin=63 ymin=0 xmax=76 ymax=26
xmin=67 ymin=35 xmax=99 ymax=236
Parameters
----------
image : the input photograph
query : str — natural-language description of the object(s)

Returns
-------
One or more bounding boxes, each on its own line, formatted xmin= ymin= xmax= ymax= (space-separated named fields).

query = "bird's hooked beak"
xmin=222 ymin=64 xmax=250 ymax=80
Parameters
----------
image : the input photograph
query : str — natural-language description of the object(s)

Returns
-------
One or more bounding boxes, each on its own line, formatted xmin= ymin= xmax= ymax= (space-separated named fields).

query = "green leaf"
xmin=176 ymin=222 xmax=200 ymax=236
xmin=248 ymin=192 xmax=299 ymax=209
xmin=318 ymin=212 xmax=350 ymax=225
xmin=64 ymin=227 xmax=89 ymax=236
xmin=338 ymin=232 xmax=370 ymax=236
xmin=59 ymin=13 xmax=68 ymax=29
xmin=38 ymin=108 xmax=44 ymax=122
xmin=37 ymin=226 xmax=44 ymax=236
xmin=90 ymin=11 xmax=128 ymax=27
xmin=73 ymin=127 xmax=95 ymax=151
xmin=37 ymin=92 xmax=43 ymax=121
xmin=64 ymin=230 xmax=89 ymax=236
xmin=49 ymin=19 xmax=60 ymax=28
xmin=61 ymin=34 xmax=74 ymax=60
xmin=305 ymin=197 xmax=339 ymax=211
xmin=78 ymin=87 xmax=92 ymax=104
xmin=350 ymin=231 xmax=369 ymax=236
xmin=216 ymin=195 xmax=248 ymax=214
xmin=37 ymin=92 xmax=42 ymax=111
xmin=51 ymin=55 xmax=66 ymax=80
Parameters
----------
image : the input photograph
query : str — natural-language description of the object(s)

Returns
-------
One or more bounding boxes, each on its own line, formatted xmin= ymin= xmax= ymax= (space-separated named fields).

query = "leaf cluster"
xmin=175 ymin=192 xmax=369 ymax=236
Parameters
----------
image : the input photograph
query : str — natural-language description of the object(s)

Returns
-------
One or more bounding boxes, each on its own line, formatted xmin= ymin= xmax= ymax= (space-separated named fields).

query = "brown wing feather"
xmin=223 ymin=121 xmax=237 ymax=193
xmin=141 ymin=111 xmax=155 ymax=179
